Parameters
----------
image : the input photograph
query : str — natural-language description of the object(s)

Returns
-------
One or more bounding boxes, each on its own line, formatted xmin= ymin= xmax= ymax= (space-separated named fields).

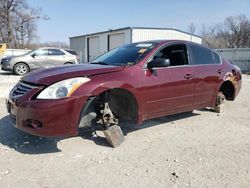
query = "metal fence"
xmin=215 ymin=48 xmax=250 ymax=73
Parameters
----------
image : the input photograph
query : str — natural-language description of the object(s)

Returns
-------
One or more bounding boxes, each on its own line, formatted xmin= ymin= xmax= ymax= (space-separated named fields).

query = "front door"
xmin=142 ymin=43 xmax=195 ymax=120
xmin=32 ymin=49 xmax=50 ymax=69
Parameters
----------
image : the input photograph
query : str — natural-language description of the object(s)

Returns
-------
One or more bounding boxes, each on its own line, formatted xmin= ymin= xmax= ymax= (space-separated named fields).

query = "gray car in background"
xmin=1 ymin=47 xmax=79 ymax=75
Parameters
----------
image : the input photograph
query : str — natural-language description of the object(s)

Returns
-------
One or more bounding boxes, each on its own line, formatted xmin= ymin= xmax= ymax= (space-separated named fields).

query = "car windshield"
xmin=92 ymin=42 xmax=157 ymax=66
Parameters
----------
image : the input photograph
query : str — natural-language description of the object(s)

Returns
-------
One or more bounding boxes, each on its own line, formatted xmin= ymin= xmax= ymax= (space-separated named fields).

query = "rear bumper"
xmin=235 ymin=77 xmax=242 ymax=98
xmin=6 ymin=96 xmax=88 ymax=137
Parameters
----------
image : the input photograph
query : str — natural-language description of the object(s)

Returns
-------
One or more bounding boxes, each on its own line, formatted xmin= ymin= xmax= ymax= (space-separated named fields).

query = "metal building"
xmin=215 ymin=48 xmax=250 ymax=73
xmin=69 ymin=27 xmax=202 ymax=63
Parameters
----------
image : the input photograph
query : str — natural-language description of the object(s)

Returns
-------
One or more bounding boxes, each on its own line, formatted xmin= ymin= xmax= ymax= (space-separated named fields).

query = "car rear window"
xmin=190 ymin=44 xmax=215 ymax=65
xmin=65 ymin=50 xmax=78 ymax=55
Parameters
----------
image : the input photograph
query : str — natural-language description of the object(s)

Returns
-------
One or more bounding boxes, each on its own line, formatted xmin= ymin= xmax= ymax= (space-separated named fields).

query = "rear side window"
xmin=213 ymin=52 xmax=221 ymax=64
xmin=49 ymin=49 xmax=65 ymax=56
xmin=190 ymin=44 xmax=214 ymax=65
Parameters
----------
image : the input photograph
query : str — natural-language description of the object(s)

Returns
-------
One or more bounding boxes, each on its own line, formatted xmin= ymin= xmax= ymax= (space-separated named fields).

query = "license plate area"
xmin=6 ymin=99 xmax=11 ymax=113
xmin=6 ymin=99 xmax=16 ymax=115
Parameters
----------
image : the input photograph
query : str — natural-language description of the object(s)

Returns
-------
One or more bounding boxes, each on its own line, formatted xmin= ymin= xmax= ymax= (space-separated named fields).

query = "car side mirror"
xmin=147 ymin=58 xmax=170 ymax=69
xmin=31 ymin=54 xmax=36 ymax=58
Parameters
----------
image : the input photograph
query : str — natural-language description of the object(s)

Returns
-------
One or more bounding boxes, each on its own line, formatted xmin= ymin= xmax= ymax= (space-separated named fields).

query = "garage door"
xmin=87 ymin=37 xmax=99 ymax=61
xmin=108 ymin=33 xmax=125 ymax=50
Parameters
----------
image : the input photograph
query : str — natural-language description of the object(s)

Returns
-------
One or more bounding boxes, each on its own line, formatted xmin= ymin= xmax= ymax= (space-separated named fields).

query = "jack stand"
xmin=103 ymin=125 xmax=125 ymax=147
xmin=97 ymin=99 xmax=125 ymax=147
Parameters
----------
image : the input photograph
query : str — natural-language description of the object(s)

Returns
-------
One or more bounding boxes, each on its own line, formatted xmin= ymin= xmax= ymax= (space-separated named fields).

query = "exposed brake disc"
xmin=97 ymin=102 xmax=118 ymax=129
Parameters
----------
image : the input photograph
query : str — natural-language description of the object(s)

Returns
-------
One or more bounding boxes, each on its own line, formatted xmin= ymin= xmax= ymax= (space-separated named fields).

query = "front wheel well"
xmin=14 ymin=62 xmax=30 ymax=69
xmin=219 ymin=81 xmax=235 ymax=101
xmin=79 ymin=88 xmax=138 ymax=128
xmin=13 ymin=62 xmax=30 ymax=75
xmin=106 ymin=88 xmax=138 ymax=121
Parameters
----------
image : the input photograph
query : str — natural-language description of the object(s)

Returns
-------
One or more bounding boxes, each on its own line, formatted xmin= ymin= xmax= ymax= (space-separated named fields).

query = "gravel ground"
xmin=0 ymin=70 xmax=250 ymax=188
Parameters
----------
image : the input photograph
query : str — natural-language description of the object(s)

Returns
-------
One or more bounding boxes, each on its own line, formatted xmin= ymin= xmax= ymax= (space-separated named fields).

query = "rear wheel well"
xmin=219 ymin=81 xmax=235 ymax=101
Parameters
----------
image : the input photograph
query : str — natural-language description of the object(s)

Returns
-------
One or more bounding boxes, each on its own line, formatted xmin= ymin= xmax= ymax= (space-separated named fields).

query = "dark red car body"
xmin=6 ymin=40 xmax=242 ymax=137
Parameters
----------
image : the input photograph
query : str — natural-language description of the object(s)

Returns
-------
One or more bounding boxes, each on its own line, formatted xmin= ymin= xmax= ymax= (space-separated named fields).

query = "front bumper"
xmin=1 ymin=62 xmax=12 ymax=71
xmin=6 ymin=94 xmax=88 ymax=137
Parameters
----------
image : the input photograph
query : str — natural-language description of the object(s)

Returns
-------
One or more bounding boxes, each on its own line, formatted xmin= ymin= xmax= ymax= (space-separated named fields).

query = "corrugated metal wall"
xmin=132 ymin=29 xmax=202 ymax=44
xmin=215 ymin=48 xmax=250 ymax=72
xmin=70 ymin=37 xmax=85 ymax=63
xmin=70 ymin=29 xmax=131 ymax=63
xmin=70 ymin=28 xmax=203 ymax=63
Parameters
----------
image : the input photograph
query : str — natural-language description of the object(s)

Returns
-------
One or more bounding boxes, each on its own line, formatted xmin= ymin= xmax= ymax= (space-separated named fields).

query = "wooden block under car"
xmin=103 ymin=125 xmax=125 ymax=147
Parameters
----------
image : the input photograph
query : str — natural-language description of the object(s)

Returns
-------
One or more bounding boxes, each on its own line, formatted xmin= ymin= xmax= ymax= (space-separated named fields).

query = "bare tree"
xmin=201 ymin=24 xmax=228 ymax=49
xmin=201 ymin=14 xmax=250 ymax=48
xmin=223 ymin=15 xmax=250 ymax=48
xmin=0 ymin=0 xmax=48 ymax=48
xmin=188 ymin=22 xmax=196 ymax=34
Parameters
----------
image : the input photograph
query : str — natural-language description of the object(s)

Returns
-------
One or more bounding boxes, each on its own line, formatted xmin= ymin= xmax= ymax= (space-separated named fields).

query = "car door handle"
xmin=217 ymin=69 xmax=223 ymax=74
xmin=184 ymin=74 xmax=192 ymax=79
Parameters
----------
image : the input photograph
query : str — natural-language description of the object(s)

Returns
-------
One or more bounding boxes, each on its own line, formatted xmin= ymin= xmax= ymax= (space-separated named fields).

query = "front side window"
xmin=152 ymin=44 xmax=188 ymax=66
xmin=49 ymin=49 xmax=65 ymax=56
xmin=189 ymin=44 xmax=214 ymax=65
xmin=92 ymin=42 xmax=157 ymax=66
xmin=34 ymin=49 xmax=48 ymax=56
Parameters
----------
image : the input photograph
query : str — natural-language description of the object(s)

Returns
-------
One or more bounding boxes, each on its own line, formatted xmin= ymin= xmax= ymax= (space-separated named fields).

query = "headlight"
xmin=37 ymin=77 xmax=90 ymax=99
xmin=1 ymin=58 xmax=11 ymax=63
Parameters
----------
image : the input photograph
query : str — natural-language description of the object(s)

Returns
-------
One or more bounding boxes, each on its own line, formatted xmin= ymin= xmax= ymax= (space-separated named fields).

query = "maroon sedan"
xmin=6 ymin=40 xmax=242 ymax=137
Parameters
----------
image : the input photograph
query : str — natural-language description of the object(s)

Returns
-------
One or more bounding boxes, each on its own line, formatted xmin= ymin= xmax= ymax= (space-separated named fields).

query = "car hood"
xmin=5 ymin=54 xmax=27 ymax=59
xmin=22 ymin=64 xmax=125 ymax=85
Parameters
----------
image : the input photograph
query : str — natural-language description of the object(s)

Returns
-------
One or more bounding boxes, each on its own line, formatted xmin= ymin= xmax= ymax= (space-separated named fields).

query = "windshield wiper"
xmin=91 ymin=61 xmax=110 ymax=65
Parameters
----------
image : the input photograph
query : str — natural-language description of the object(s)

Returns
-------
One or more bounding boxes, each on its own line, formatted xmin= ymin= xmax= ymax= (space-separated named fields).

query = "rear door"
xmin=47 ymin=49 xmax=67 ymax=66
xmin=188 ymin=43 xmax=223 ymax=108
xmin=142 ymin=43 xmax=195 ymax=120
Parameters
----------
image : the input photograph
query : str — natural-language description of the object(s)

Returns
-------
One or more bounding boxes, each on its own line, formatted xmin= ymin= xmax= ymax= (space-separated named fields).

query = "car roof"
xmin=38 ymin=47 xmax=63 ymax=50
xmin=138 ymin=39 xmax=193 ymax=45
xmin=132 ymin=40 xmax=180 ymax=45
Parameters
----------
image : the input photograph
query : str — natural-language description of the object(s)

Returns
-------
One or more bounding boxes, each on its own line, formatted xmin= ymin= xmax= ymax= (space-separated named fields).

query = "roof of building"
xmin=69 ymin=26 xmax=202 ymax=39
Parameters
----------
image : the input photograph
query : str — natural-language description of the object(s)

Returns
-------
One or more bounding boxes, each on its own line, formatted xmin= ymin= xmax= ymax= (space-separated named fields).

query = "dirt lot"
xmin=0 ymin=70 xmax=250 ymax=188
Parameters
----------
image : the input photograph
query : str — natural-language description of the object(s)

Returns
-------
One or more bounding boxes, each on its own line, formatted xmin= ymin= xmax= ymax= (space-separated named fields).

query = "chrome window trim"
xmin=143 ymin=63 xmax=220 ymax=70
